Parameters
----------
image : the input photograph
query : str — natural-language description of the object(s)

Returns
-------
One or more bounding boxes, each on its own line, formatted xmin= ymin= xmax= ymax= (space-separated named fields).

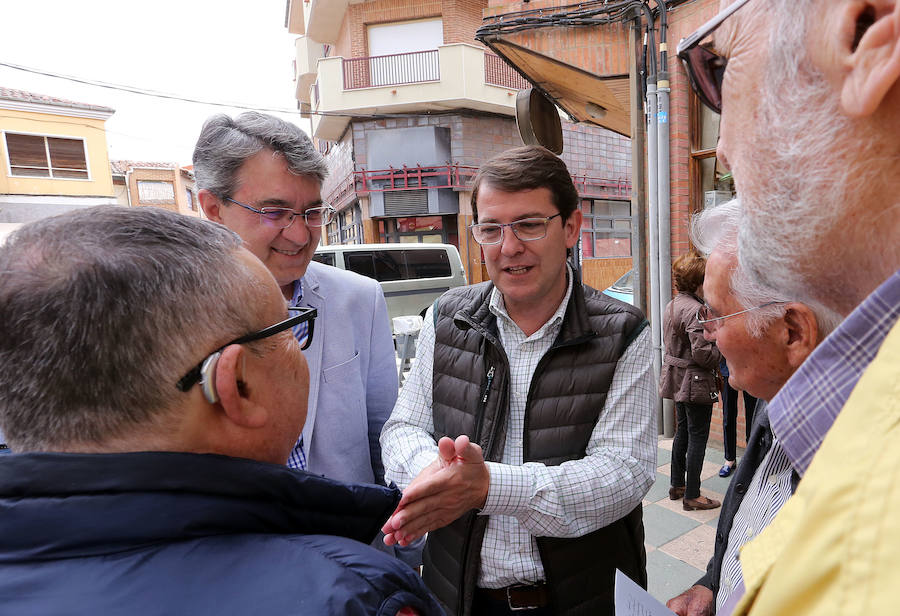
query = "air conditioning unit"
xmin=704 ymin=190 xmax=733 ymax=209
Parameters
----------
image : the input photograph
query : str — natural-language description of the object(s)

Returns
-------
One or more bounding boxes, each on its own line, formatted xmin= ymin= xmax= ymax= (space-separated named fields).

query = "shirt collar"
xmin=489 ymin=264 xmax=574 ymax=340
xmin=290 ymin=279 xmax=304 ymax=305
xmin=768 ymin=269 xmax=900 ymax=476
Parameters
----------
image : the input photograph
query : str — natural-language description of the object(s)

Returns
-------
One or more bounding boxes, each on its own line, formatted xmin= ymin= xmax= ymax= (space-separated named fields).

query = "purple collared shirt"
xmin=768 ymin=269 xmax=900 ymax=475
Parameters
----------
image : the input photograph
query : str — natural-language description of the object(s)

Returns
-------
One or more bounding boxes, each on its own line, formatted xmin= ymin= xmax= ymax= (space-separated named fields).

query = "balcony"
xmin=295 ymin=36 xmax=325 ymax=105
xmin=306 ymin=44 xmax=529 ymax=141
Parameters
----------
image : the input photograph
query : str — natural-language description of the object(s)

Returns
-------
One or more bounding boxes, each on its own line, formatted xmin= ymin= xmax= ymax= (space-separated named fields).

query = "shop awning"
xmin=481 ymin=37 xmax=631 ymax=137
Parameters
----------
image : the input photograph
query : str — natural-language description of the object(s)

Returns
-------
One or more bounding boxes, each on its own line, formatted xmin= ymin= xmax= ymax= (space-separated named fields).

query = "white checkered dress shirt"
xmin=381 ymin=274 xmax=657 ymax=588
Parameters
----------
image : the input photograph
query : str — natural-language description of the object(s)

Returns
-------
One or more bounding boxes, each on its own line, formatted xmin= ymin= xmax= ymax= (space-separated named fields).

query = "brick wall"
xmin=443 ymin=0 xmax=489 ymax=45
xmin=560 ymin=122 xmax=630 ymax=181
xmin=666 ymin=0 xmax=719 ymax=261
xmin=347 ymin=0 xmax=442 ymax=57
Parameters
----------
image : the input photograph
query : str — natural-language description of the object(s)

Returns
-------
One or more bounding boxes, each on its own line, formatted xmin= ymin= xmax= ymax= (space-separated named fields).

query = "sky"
xmin=0 ymin=0 xmax=307 ymax=166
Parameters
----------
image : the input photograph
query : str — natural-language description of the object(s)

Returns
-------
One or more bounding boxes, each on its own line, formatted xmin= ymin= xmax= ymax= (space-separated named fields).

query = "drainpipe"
xmin=629 ymin=11 xmax=648 ymax=317
xmin=657 ymin=0 xmax=674 ymax=436
xmin=125 ymin=168 xmax=133 ymax=207
xmin=642 ymin=2 xmax=664 ymax=435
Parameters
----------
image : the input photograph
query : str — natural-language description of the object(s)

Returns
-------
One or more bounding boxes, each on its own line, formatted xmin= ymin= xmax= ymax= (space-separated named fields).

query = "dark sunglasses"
xmin=175 ymin=306 xmax=316 ymax=393
xmin=676 ymin=0 xmax=752 ymax=114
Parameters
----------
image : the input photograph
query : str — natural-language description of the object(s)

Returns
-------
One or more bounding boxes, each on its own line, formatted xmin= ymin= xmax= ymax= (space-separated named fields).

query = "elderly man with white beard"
xmin=676 ymin=0 xmax=900 ymax=614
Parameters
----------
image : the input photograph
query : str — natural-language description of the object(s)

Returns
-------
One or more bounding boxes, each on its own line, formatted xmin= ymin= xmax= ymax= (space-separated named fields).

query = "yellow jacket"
xmin=733 ymin=318 xmax=900 ymax=615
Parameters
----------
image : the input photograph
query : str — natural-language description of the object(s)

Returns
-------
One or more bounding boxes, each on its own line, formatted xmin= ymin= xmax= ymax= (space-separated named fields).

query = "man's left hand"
xmin=382 ymin=435 xmax=489 ymax=547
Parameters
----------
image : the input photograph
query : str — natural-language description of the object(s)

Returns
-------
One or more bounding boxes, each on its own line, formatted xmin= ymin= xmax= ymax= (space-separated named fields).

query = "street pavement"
xmin=645 ymin=436 xmax=738 ymax=604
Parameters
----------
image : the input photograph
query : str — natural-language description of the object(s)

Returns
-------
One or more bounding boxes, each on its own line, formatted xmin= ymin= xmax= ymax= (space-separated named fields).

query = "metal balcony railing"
xmin=484 ymin=53 xmax=529 ymax=90
xmin=343 ymin=49 xmax=440 ymax=90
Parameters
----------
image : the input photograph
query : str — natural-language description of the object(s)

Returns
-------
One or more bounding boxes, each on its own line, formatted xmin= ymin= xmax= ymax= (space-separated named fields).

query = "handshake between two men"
xmin=383 ymin=435 xmax=489 ymax=548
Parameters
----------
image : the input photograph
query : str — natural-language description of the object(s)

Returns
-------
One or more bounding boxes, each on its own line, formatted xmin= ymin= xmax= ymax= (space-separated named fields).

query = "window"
xmin=312 ymin=252 xmax=335 ymax=267
xmin=690 ymin=92 xmax=732 ymax=211
xmin=5 ymin=132 xmax=88 ymax=179
xmin=580 ymin=199 xmax=632 ymax=258
xmin=379 ymin=215 xmax=458 ymax=246
xmin=137 ymin=180 xmax=175 ymax=204
xmin=326 ymin=204 xmax=363 ymax=245
xmin=185 ymin=189 xmax=196 ymax=211
xmin=343 ymin=249 xmax=451 ymax=282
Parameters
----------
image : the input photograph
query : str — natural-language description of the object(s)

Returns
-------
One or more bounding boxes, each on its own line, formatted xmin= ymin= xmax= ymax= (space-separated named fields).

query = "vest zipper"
xmin=472 ymin=365 xmax=495 ymax=443
xmin=481 ymin=366 xmax=495 ymax=404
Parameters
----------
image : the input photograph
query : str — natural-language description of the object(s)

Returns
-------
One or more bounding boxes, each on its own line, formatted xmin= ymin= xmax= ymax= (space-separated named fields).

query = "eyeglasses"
xmin=175 ymin=306 xmax=317 ymax=393
xmin=676 ymin=0 xmax=752 ymax=114
xmin=696 ymin=300 xmax=782 ymax=333
xmin=470 ymin=213 xmax=563 ymax=245
xmin=225 ymin=197 xmax=336 ymax=229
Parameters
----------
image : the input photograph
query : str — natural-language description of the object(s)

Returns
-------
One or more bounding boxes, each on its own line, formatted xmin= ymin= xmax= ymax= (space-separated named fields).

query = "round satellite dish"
xmin=516 ymin=87 xmax=563 ymax=155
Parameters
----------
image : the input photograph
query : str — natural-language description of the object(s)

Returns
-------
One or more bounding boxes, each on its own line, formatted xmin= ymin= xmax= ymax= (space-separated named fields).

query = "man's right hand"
xmin=666 ymin=585 xmax=714 ymax=616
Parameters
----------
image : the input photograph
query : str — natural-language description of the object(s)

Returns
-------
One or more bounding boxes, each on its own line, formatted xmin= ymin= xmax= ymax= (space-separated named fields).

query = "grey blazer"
xmin=294 ymin=261 xmax=399 ymax=486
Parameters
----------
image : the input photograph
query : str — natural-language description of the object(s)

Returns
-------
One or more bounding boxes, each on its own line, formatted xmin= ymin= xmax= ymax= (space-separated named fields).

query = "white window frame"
xmin=2 ymin=130 xmax=92 ymax=181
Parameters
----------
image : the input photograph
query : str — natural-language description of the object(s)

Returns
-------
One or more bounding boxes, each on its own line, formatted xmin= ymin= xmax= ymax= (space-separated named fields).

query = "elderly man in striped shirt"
xmin=667 ymin=199 xmax=839 ymax=616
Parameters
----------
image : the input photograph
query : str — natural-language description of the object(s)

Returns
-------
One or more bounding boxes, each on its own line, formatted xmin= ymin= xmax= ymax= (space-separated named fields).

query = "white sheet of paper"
xmin=614 ymin=569 xmax=676 ymax=616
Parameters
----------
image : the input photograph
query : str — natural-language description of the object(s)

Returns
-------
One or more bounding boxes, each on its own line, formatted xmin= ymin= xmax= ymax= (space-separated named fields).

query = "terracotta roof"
xmin=109 ymin=160 xmax=180 ymax=175
xmin=0 ymin=87 xmax=115 ymax=114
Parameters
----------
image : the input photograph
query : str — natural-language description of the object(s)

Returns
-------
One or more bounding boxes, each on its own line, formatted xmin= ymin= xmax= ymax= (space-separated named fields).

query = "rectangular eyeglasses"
xmin=176 ymin=306 xmax=317 ymax=393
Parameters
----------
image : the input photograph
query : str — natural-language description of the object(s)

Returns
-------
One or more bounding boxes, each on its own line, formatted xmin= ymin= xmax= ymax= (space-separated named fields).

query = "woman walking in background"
xmin=660 ymin=252 xmax=723 ymax=511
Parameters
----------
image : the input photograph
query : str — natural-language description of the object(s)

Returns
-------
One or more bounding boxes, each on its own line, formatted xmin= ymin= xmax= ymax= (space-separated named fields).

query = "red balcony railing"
xmin=484 ymin=53 xmax=529 ymax=90
xmin=355 ymin=164 xmax=479 ymax=192
xmin=343 ymin=49 xmax=440 ymax=90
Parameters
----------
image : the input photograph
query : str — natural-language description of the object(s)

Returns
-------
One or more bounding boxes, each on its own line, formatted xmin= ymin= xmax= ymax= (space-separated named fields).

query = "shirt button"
xmin=768 ymin=475 xmax=778 ymax=485
xmin=723 ymin=577 xmax=732 ymax=590
xmin=745 ymin=527 xmax=754 ymax=539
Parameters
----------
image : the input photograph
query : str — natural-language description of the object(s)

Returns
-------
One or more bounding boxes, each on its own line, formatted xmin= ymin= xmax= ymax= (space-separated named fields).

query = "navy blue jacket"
xmin=0 ymin=451 xmax=444 ymax=616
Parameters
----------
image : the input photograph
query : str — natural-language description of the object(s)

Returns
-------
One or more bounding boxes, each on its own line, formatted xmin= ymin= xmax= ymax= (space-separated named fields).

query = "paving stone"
xmin=646 ymin=549 xmax=705 ymax=604
xmin=659 ymin=524 xmax=717 ymax=570
xmin=701 ymin=472 xmax=734 ymax=496
xmin=657 ymin=446 xmax=672 ymax=466
xmin=643 ymin=503 xmax=700 ymax=547
xmin=644 ymin=471 xmax=673 ymax=504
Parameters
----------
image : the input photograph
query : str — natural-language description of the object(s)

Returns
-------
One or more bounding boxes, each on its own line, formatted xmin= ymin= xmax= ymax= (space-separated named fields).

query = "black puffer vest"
xmin=423 ymin=280 xmax=649 ymax=616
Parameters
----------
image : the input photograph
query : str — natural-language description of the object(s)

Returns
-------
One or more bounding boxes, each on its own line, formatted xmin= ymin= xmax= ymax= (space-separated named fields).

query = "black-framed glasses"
xmin=696 ymin=300 xmax=782 ymax=333
xmin=470 ymin=213 xmax=563 ymax=245
xmin=676 ymin=0 xmax=752 ymax=114
xmin=225 ymin=197 xmax=336 ymax=229
xmin=175 ymin=306 xmax=317 ymax=393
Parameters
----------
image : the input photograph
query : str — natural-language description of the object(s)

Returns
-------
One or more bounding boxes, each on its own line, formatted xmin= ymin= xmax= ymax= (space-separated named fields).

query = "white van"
xmin=313 ymin=243 xmax=467 ymax=323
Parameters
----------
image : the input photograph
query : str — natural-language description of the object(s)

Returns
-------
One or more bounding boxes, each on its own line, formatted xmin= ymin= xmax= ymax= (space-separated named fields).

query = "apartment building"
xmin=110 ymin=160 xmax=200 ymax=217
xmin=0 ymin=87 xmax=117 ymax=223
xmin=286 ymin=0 xmax=636 ymax=287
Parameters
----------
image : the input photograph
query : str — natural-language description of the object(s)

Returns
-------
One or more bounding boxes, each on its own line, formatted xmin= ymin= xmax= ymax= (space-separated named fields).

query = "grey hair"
xmin=692 ymin=198 xmax=841 ymax=338
xmin=734 ymin=0 xmax=883 ymax=316
xmin=0 ymin=206 xmax=267 ymax=452
xmin=192 ymin=111 xmax=328 ymax=198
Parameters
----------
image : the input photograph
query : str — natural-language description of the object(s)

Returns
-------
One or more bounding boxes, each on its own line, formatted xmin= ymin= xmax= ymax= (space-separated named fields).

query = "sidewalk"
xmin=644 ymin=436 xmax=738 ymax=604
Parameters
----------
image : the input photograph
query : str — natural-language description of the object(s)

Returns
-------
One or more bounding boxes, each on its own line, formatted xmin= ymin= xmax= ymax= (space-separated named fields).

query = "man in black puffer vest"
xmin=381 ymin=146 xmax=657 ymax=616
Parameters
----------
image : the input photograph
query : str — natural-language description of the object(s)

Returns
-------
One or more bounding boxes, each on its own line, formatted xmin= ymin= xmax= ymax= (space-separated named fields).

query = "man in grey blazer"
xmin=194 ymin=111 xmax=397 ymax=487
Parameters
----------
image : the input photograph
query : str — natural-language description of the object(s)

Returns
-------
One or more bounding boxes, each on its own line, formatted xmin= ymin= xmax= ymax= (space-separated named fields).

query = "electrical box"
xmin=704 ymin=191 xmax=733 ymax=209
